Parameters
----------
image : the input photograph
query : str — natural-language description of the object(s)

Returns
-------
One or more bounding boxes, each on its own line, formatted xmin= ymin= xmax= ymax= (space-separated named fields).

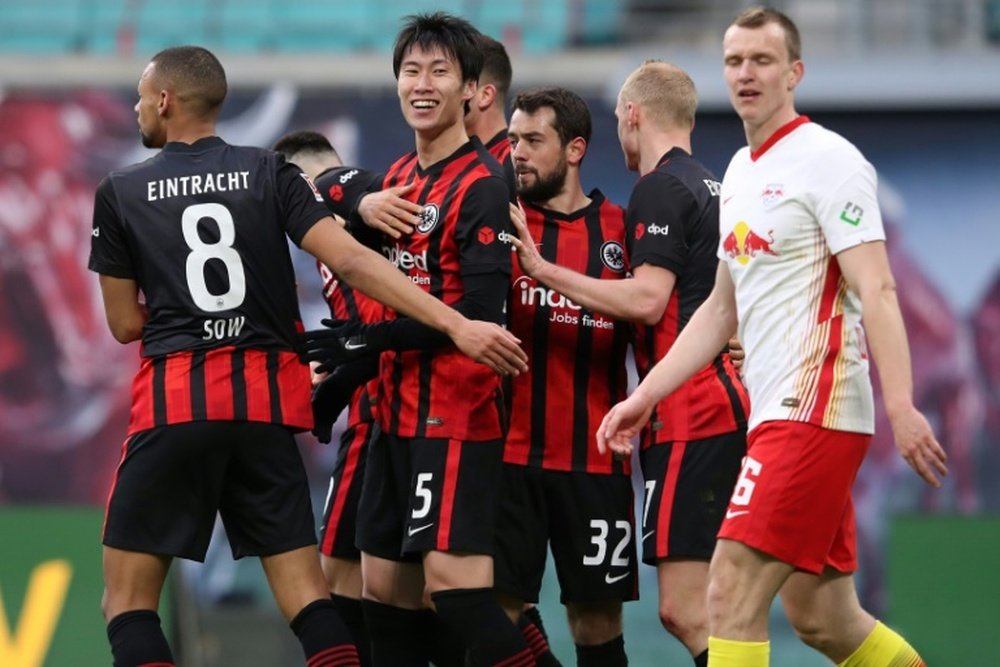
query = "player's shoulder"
xmin=799 ymin=122 xmax=868 ymax=164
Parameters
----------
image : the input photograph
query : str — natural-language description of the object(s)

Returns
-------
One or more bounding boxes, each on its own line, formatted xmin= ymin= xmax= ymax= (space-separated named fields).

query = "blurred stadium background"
xmin=1 ymin=1 xmax=998 ymax=665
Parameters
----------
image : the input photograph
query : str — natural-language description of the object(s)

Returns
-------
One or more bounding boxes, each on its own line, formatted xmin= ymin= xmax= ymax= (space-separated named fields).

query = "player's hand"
xmin=508 ymin=202 xmax=545 ymax=276
xmin=728 ymin=336 xmax=745 ymax=372
xmin=450 ymin=319 xmax=528 ymax=376
xmin=358 ymin=183 xmax=423 ymax=238
xmin=299 ymin=318 xmax=379 ymax=375
xmin=888 ymin=404 xmax=948 ymax=487
xmin=597 ymin=394 xmax=654 ymax=459
xmin=311 ymin=373 xmax=355 ymax=444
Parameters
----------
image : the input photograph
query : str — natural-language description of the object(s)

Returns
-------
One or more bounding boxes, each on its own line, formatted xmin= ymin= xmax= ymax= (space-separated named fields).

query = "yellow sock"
xmin=838 ymin=621 xmax=925 ymax=667
xmin=708 ymin=636 xmax=769 ymax=667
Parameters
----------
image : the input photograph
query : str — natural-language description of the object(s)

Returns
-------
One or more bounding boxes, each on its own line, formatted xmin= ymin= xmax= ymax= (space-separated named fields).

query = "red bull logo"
xmin=722 ymin=221 xmax=778 ymax=266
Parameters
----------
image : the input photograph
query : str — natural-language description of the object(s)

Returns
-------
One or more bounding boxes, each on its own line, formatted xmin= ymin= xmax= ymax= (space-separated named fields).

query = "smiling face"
xmin=723 ymin=21 xmax=802 ymax=141
xmin=508 ymin=106 xmax=571 ymax=203
xmin=396 ymin=43 xmax=475 ymax=139
xmin=134 ymin=62 xmax=166 ymax=148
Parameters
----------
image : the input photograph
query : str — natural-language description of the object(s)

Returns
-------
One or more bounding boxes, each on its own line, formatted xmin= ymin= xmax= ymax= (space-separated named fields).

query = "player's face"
xmin=614 ymin=95 xmax=639 ymax=172
xmin=723 ymin=22 xmax=801 ymax=133
xmin=508 ymin=107 xmax=569 ymax=203
xmin=135 ymin=63 xmax=166 ymax=149
xmin=397 ymin=45 xmax=475 ymax=137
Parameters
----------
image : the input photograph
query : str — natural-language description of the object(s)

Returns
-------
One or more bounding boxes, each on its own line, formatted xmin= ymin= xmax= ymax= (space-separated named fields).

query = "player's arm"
xmin=97 ymin=275 xmax=146 ymax=343
xmin=510 ymin=199 xmax=673 ymax=324
xmin=836 ymin=241 xmax=948 ymax=487
xmin=300 ymin=219 xmax=525 ymax=375
xmin=353 ymin=182 xmax=423 ymax=239
xmin=597 ymin=262 xmax=737 ymax=456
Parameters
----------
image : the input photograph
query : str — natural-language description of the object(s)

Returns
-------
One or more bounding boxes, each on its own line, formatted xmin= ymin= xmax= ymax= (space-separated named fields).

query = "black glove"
xmin=300 ymin=318 xmax=387 ymax=375
xmin=310 ymin=354 xmax=380 ymax=443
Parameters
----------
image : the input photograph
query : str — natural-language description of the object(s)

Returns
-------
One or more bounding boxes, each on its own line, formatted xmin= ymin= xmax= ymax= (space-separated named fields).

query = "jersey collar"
xmin=163 ymin=136 xmax=226 ymax=153
xmin=656 ymin=146 xmax=691 ymax=169
xmin=750 ymin=116 xmax=810 ymax=162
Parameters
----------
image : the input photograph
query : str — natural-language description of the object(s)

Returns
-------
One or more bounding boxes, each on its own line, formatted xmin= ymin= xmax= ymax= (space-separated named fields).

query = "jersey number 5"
xmin=182 ymin=203 xmax=247 ymax=312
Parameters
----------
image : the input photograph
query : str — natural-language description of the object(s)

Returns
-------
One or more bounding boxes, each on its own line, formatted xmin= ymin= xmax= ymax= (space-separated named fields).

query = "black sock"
xmin=106 ymin=610 xmax=174 ymax=667
xmin=518 ymin=610 xmax=563 ymax=666
xmin=361 ymin=599 xmax=429 ymax=667
xmin=290 ymin=598 xmax=360 ymax=666
xmin=694 ymin=649 xmax=708 ymax=667
xmin=332 ymin=594 xmax=371 ymax=667
xmin=431 ymin=588 xmax=533 ymax=667
xmin=420 ymin=608 xmax=465 ymax=667
xmin=576 ymin=634 xmax=627 ymax=667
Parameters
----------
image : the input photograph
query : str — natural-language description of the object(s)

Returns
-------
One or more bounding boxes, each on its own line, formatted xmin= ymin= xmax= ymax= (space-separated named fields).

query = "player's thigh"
xmin=492 ymin=463 xmax=550 ymax=602
xmin=103 ymin=422 xmax=229 ymax=561
xmin=355 ymin=431 xmax=418 ymax=563
xmin=549 ymin=471 xmax=637 ymax=605
xmin=638 ymin=431 xmax=745 ymax=566
xmin=218 ymin=422 xmax=317 ymax=559
xmin=402 ymin=437 xmax=504 ymax=556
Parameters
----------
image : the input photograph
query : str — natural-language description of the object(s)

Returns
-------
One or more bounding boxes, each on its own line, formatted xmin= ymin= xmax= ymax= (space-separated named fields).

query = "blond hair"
xmin=619 ymin=59 xmax=697 ymax=130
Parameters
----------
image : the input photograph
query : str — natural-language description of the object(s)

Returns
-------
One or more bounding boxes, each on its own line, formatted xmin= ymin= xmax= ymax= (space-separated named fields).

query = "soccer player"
xmin=509 ymin=62 xmax=748 ymax=667
xmin=273 ymin=130 xmax=383 ymax=667
xmin=345 ymin=14 xmax=532 ymax=667
xmin=497 ymin=86 xmax=633 ymax=667
xmin=348 ymin=32 xmax=515 ymax=239
xmin=89 ymin=46 xmax=525 ymax=667
xmin=597 ymin=8 xmax=947 ymax=667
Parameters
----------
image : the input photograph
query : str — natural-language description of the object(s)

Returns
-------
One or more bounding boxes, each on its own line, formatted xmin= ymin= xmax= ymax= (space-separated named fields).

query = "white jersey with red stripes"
xmin=718 ymin=117 xmax=885 ymax=434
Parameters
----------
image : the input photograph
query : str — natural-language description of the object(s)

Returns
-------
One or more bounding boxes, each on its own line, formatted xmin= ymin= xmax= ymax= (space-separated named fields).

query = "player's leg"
xmin=102 ymin=423 xmax=229 ymax=666
xmin=550 ymin=470 xmax=636 ymax=667
xmin=494 ymin=463 xmax=563 ymax=665
xmin=410 ymin=437 xmax=532 ymax=667
xmin=356 ymin=431 xmax=431 ymax=665
xmin=640 ymin=432 xmax=745 ymax=665
xmin=223 ymin=422 xmax=358 ymax=665
xmin=320 ymin=420 xmax=377 ymax=665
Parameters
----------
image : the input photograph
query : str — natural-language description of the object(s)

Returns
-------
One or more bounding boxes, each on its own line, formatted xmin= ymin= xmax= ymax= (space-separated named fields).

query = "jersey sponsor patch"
xmin=478 ymin=227 xmax=495 ymax=245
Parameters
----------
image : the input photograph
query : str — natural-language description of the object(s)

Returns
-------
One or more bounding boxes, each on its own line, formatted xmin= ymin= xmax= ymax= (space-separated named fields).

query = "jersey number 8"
xmin=182 ymin=203 xmax=247 ymax=312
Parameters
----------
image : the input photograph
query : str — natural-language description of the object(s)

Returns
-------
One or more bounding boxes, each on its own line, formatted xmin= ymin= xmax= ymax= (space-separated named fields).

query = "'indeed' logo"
xmin=382 ymin=245 xmax=429 ymax=272
xmin=513 ymin=276 xmax=581 ymax=311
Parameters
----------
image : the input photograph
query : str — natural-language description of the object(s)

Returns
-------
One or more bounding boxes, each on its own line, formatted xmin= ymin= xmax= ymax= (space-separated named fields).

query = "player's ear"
xmin=462 ymin=78 xmax=477 ymax=103
xmin=157 ymin=89 xmax=170 ymax=117
xmin=566 ymin=136 xmax=587 ymax=167
xmin=788 ymin=60 xmax=804 ymax=91
xmin=478 ymin=83 xmax=496 ymax=111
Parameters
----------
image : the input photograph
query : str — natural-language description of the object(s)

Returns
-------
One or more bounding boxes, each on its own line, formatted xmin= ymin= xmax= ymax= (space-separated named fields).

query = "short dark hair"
xmin=511 ymin=87 xmax=592 ymax=147
xmin=150 ymin=45 xmax=227 ymax=118
xmin=392 ymin=12 xmax=483 ymax=83
xmin=478 ymin=34 xmax=512 ymax=101
xmin=731 ymin=6 xmax=801 ymax=62
xmin=272 ymin=130 xmax=339 ymax=162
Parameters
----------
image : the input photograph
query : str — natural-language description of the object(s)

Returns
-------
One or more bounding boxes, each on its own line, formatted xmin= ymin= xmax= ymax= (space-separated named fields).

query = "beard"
xmin=516 ymin=156 xmax=568 ymax=204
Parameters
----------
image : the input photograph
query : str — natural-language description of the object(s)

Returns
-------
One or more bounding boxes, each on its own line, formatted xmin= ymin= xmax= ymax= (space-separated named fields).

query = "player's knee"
xmin=566 ymin=601 xmax=622 ymax=645
xmin=787 ymin=610 xmax=835 ymax=654
xmin=658 ymin=595 xmax=705 ymax=645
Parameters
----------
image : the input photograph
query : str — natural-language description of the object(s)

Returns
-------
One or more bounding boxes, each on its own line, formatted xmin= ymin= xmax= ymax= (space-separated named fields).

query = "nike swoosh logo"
xmin=641 ymin=530 xmax=654 ymax=542
xmin=605 ymin=571 xmax=630 ymax=585
xmin=725 ymin=509 xmax=749 ymax=520
xmin=344 ymin=340 xmax=367 ymax=351
xmin=407 ymin=523 xmax=434 ymax=536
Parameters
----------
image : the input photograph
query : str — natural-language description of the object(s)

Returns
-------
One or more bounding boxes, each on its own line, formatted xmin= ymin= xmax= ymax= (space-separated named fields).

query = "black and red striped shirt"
xmin=627 ymin=148 xmax=749 ymax=446
xmin=377 ymin=138 xmax=512 ymax=441
xmin=89 ymin=137 xmax=327 ymax=435
xmin=484 ymin=128 xmax=516 ymax=196
xmin=504 ymin=191 xmax=631 ymax=474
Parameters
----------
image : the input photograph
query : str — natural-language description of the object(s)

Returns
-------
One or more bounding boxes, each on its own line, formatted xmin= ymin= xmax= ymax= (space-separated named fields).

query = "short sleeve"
xmin=273 ymin=155 xmax=334 ymax=247
xmin=88 ymin=175 xmax=134 ymax=278
xmin=625 ymin=173 xmax=692 ymax=275
xmin=814 ymin=152 xmax=886 ymax=255
xmin=455 ymin=176 xmax=512 ymax=276
xmin=314 ymin=166 xmax=384 ymax=219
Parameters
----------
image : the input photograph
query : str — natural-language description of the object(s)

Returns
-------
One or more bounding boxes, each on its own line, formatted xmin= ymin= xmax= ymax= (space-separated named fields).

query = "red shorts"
xmin=717 ymin=421 xmax=870 ymax=574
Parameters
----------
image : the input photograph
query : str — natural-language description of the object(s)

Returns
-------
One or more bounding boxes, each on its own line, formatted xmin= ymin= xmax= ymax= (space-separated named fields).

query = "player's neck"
xmin=638 ymin=131 xmax=691 ymax=176
xmin=469 ymin=111 xmax=507 ymax=145
xmin=164 ymin=118 xmax=217 ymax=146
xmin=533 ymin=176 xmax=590 ymax=215
xmin=415 ymin=122 xmax=469 ymax=168
xmin=744 ymin=106 xmax=799 ymax=153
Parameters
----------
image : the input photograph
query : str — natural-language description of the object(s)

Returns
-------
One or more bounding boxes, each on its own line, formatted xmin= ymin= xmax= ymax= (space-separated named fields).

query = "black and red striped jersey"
xmin=89 ymin=136 xmax=329 ymax=434
xmin=377 ymin=138 xmax=512 ymax=441
xmin=626 ymin=148 xmax=749 ymax=446
xmin=317 ymin=261 xmax=384 ymax=427
xmin=504 ymin=191 xmax=631 ymax=474
xmin=484 ymin=128 xmax=516 ymax=197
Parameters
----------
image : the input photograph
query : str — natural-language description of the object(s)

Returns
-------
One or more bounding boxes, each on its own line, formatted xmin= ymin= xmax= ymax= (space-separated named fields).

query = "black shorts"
xmin=103 ymin=421 xmax=317 ymax=561
xmin=639 ymin=429 xmax=746 ymax=564
xmin=319 ymin=420 xmax=378 ymax=560
xmin=494 ymin=464 xmax=638 ymax=604
xmin=356 ymin=432 xmax=504 ymax=561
